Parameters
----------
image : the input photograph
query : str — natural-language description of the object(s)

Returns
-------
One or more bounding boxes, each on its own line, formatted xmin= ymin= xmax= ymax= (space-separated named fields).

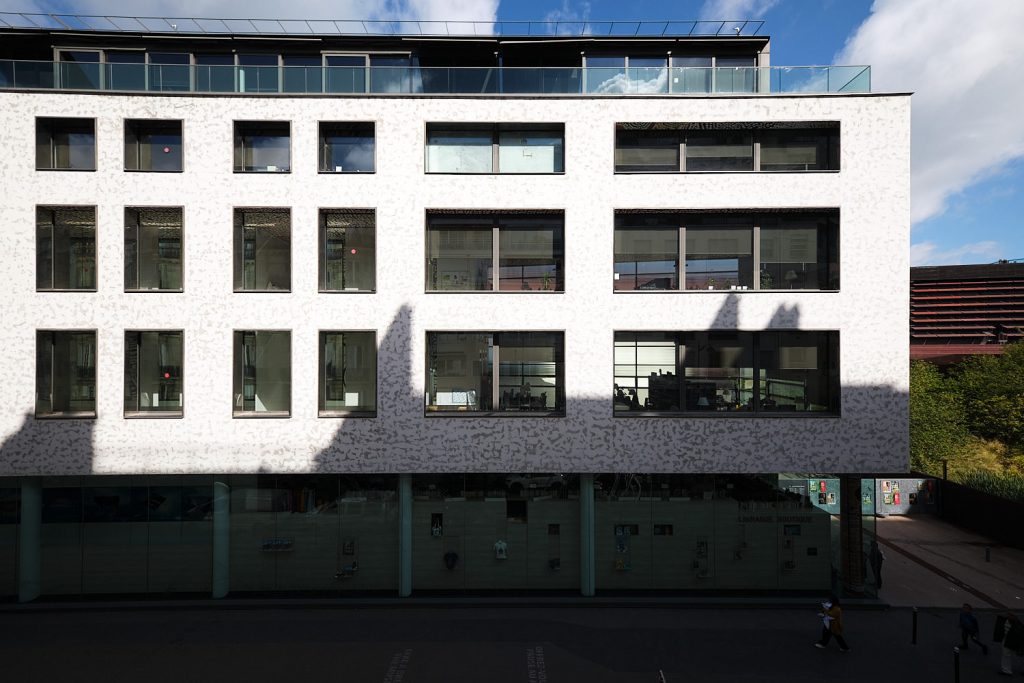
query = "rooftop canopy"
xmin=0 ymin=12 xmax=765 ymax=37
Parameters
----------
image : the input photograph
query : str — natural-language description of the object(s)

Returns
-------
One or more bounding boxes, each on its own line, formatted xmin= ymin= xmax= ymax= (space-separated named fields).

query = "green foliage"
xmin=954 ymin=469 xmax=1024 ymax=503
xmin=954 ymin=343 xmax=1024 ymax=450
xmin=909 ymin=360 xmax=971 ymax=474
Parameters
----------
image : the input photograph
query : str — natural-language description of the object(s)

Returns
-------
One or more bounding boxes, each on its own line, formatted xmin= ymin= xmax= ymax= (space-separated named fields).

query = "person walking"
xmin=995 ymin=611 xmax=1024 ymax=675
xmin=868 ymin=540 xmax=885 ymax=589
xmin=958 ymin=603 xmax=988 ymax=654
xmin=815 ymin=595 xmax=850 ymax=652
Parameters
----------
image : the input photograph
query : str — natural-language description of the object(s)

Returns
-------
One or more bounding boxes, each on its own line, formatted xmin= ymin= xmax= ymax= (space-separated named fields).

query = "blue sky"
xmin=6 ymin=0 xmax=1024 ymax=264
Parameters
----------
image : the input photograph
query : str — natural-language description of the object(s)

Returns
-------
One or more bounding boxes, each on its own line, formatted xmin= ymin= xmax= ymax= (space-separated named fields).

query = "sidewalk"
xmin=875 ymin=514 xmax=1024 ymax=610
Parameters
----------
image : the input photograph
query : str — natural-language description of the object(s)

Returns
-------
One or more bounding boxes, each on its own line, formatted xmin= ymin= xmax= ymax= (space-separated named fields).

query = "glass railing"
xmin=0 ymin=61 xmax=871 ymax=95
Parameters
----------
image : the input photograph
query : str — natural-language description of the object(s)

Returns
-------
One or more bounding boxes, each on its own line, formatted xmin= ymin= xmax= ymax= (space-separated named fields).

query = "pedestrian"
xmin=958 ymin=603 xmax=988 ymax=654
xmin=868 ymin=540 xmax=885 ymax=589
xmin=995 ymin=611 xmax=1024 ymax=675
xmin=814 ymin=595 xmax=850 ymax=652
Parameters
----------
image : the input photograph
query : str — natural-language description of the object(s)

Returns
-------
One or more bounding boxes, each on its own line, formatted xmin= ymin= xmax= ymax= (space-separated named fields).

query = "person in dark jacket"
xmin=995 ymin=611 xmax=1024 ymax=675
xmin=814 ymin=595 xmax=850 ymax=652
xmin=958 ymin=603 xmax=988 ymax=653
xmin=868 ymin=540 xmax=885 ymax=589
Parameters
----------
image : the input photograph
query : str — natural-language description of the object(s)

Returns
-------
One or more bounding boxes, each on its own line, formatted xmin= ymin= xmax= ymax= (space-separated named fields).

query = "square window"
xmin=319 ymin=122 xmax=375 ymax=173
xmin=233 ymin=331 xmax=291 ymax=416
xmin=125 ymin=119 xmax=182 ymax=171
xmin=36 ymin=117 xmax=95 ymax=170
xmin=319 ymin=331 xmax=377 ymax=415
xmin=36 ymin=330 xmax=96 ymax=417
xmin=234 ymin=121 xmax=290 ymax=172
xmin=124 ymin=207 xmax=182 ymax=291
xmin=36 ymin=206 xmax=96 ymax=291
xmin=124 ymin=331 xmax=183 ymax=416
xmin=234 ymin=208 xmax=290 ymax=292
xmin=319 ymin=209 xmax=375 ymax=292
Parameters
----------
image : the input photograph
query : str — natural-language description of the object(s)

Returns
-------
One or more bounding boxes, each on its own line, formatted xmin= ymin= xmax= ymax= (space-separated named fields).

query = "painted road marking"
xmin=382 ymin=648 xmax=412 ymax=683
xmin=526 ymin=645 xmax=548 ymax=683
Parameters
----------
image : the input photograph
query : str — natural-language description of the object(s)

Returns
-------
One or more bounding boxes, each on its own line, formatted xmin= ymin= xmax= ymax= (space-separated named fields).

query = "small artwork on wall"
xmin=881 ymin=481 xmax=891 ymax=493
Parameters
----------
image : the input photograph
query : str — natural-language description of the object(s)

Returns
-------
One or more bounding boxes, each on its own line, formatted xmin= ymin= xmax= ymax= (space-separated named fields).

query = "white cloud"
xmin=699 ymin=0 xmax=778 ymax=20
xmin=910 ymin=240 xmax=1001 ymax=266
xmin=543 ymin=0 xmax=591 ymax=35
xmin=836 ymin=0 xmax=1024 ymax=224
xmin=5 ymin=0 xmax=499 ymax=29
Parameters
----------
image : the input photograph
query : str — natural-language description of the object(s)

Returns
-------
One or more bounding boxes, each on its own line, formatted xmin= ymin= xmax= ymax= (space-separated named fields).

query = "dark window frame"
xmin=233 ymin=207 xmax=292 ymax=293
xmin=232 ymin=329 xmax=292 ymax=418
xmin=425 ymin=331 xmax=566 ymax=417
xmin=318 ymin=121 xmax=376 ymax=173
xmin=124 ymin=330 xmax=184 ymax=418
xmin=425 ymin=122 xmax=565 ymax=174
xmin=318 ymin=208 xmax=376 ymax=293
xmin=613 ymin=122 xmax=840 ymax=174
xmin=36 ymin=205 xmax=97 ymax=292
xmin=425 ymin=211 xmax=565 ymax=293
xmin=233 ymin=120 xmax=291 ymax=173
xmin=613 ymin=330 xmax=840 ymax=418
xmin=613 ymin=210 xmax=840 ymax=293
xmin=35 ymin=117 xmax=96 ymax=171
xmin=35 ymin=329 xmax=98 ymax=419
xmin=124 ymin=118 xmax=183 ymax=172
xmin=318 ymin=330 xmax=378 ymax=417
xmin=124 ymin=206 xmax=184 ymax=292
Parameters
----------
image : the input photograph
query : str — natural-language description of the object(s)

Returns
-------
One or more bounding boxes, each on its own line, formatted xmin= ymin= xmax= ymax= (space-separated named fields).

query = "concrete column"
xmin=18 ymin=477 xmax=41 ymax=603
xmin=212 ymin=479 xmax=230 ymax=599
xmin=398 ymin=474 xmax=412 ymax=597
xmin=579 ymin=474 xmax=595 ymax=597
xmin=839 ymin=475 xmax=865 ymax=596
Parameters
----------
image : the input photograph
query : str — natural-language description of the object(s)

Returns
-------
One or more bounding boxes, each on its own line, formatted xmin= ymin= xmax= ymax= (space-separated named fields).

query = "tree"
xmin=909 ymin=360 xmax=971 ymax=473
xmin=954 ymin=342 xmax=1024 ymax=451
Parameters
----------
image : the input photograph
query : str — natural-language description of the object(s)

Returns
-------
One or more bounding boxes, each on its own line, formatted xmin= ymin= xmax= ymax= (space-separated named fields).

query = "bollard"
xmin=953 ymin=647 xmax=960 ymax=683
xmin=985 ymin=546 xmax=991 ymax=562
xmin=943 ymin=460 xmax=948 ymax=480
xmin=912 ymin=607 xmax=918 ymax=644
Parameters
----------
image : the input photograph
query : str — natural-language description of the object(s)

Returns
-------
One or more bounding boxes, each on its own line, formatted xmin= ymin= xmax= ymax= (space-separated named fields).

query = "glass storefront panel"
xmin=0 ymin=483 xmax=19 ymax=598
xmin=228 ymin=474 xmax=397 ymax=592
xmin=411 ymin=474 xmax=579 ymax=591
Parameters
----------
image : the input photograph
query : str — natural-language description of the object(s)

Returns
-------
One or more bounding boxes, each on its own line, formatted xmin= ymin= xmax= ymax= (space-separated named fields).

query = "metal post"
xmin=953 ymin=647 xmax=960 ymax=683
xmin=398 ymin=474 xmax=412 ymax=597
xmin=985 ymin=546 xmax=991 ymax=562
xmin=18 ymin=477 xmax=41 ymax=603
xmin=212 ymin=479 xmax=230 ymax=599
xmin=912 ymin=607 xmax=918 ymax=644
xmin=942 ymin=460 xmax=948 ymax=481
xmin=579 ymin=473 xmax=595 ymax=597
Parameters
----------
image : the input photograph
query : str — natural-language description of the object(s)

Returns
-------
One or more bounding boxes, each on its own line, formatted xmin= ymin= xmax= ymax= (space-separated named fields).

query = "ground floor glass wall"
xmin=0 ymin=473 xmax=881 ymax=600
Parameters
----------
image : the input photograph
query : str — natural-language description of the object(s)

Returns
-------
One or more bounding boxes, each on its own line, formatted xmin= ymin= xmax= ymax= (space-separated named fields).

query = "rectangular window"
xmin=685 ymin=219 xmax=755 ymax=290
xmin=614 ymin=211 xmax=839 ymax=292
xmin=233 ymin=331 xmax=290 ymax=416
xmin=36 ymin=330 xmax=96 ymax=417
xmin=426 ymin=123 xmax=564 ymax=173
xmin=759 ymin=128 xmax=840 ymax=171
xmin=319 ymin=331 xmax=376 ymax=415
xmin=124 ymin=207 xmax=182 ymax=292
xmin=426 ymin=332 xmax=564 ymax=415
xmin=124 ymin=331 xmax=183 ymax=416
xmin=234 ymin=208 xmax=290 ymax=292
xmin=319 ymin=122 xmax=375 ymax=173
xmin=282 ymin=55 xmax=322 ymax=93
xmin=124 ymin=119 xmax=182 ymax=172
xmin=325 ymin=54 xmax=367 ymax=93
xmin=36 ymin=206 xmax=96 ymax=291
xmin=105 ymin=50 xmax=145 ymax=90
xmin=57 ymin=50 xmax=100 ymax=89
xmin=614 ymin=123 xmax=840 ymax=173
xmin=614 ymin=331 xmax=839 ymax=415
xmin=686 ymin=131 xmax=754 ymax=171
xmin=613 ymin=214 xmax=679 ymax=291
xmin=234 ymin=121 xmax=290 ymax=172
xmin=36 ymin=117 xmax=95 ymax=170
xmin=426 ymin=212 xmax=563 ymax=292
xmin=319 ymin=209 xmax=375 ymax=292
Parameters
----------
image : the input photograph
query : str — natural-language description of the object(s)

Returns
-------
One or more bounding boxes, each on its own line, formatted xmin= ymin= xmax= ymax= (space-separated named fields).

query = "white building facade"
xmin=0 ymin=16 xmax=909 ymax=600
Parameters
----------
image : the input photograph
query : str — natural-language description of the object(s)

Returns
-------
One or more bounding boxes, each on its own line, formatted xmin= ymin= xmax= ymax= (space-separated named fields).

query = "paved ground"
xmin=0 ymin=605 xmax=1015 ymax=682
xmin=2 ymin=514 xmax=1022 ymax=682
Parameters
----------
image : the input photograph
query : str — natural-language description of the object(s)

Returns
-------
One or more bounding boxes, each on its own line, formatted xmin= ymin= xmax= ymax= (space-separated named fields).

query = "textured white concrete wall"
xmin=0 ymin=92 xmax=910 ymax=475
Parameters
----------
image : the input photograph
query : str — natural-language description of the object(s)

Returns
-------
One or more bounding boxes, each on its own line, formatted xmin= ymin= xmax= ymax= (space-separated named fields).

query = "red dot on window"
xmin=163 ymin=147 xmax=171 ymax=153
xmin=163 ymin=372 xmax=170 ymax=379
xmin=350 ymin=249 xmax=357 ymax=254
